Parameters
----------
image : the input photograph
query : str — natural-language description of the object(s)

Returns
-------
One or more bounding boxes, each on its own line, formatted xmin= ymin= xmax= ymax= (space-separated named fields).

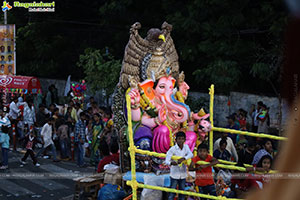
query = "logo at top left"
xmin=2 ymin=1 xmax=12 ymax=12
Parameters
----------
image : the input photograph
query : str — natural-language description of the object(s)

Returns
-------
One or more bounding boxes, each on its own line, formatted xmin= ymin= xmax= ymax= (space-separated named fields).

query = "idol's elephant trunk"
xmin=163 ymin=93 xmax=190 ymax=123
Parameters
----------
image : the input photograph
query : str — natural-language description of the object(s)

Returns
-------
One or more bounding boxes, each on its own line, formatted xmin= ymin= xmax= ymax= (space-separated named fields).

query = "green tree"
xmin=97 ymin=0 xmax=287 ymax=94
xmin=77 ymin=48 xmax=121 ymax=104
xmin=6 ymin=0 xmax=287 ymax=95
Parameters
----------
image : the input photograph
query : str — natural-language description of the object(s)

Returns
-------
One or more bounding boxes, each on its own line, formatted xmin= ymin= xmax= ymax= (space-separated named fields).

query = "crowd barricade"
xmin=125 ymin=85 xmax=287 ymax=200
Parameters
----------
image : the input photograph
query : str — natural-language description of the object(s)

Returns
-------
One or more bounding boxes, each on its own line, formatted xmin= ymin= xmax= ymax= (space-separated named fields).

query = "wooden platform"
xmin=73 ymin=173 xmax=105 ymax=200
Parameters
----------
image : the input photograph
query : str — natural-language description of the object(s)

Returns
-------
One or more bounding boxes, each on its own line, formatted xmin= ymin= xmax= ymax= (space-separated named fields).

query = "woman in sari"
xmin=90 ymin=113 xmax=104 ymax=166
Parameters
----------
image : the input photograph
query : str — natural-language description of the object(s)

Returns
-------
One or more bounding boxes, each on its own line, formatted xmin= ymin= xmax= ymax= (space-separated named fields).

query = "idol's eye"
xmin=159 ymin=85 xmax=165 ymax=89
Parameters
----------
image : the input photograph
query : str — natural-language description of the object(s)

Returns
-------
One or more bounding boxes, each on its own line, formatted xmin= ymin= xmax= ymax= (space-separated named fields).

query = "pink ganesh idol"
xmin=128 ymin=69 xmax=212 ymax=154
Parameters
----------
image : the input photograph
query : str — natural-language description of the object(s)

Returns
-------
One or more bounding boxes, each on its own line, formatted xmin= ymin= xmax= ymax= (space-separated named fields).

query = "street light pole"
xmin=4 ymin=10 xmax=7 ymax=24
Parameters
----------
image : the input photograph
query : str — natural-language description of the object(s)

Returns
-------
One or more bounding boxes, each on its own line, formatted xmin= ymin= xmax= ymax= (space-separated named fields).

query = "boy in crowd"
xmin=189 ymin=143 xmax=219 ymax=199
xmin=36 ymin=117 xmax=59 ymax=162
xmin=75 ymin=112 xmax=86 ymax=167
xmin=237 ymin=140 xmax=256 ymax=166
xmin=165 ymin=131 xmax=193 ymax=200
xmin=213 ymin=139 xmax=231 ymax=161
xmin=97 ymin=139 xmax=119 ymax=173
xmin=57 ymin=118 xmax=70 ymax=160
xmin=20 ymin=129 xmax=41 ymax=167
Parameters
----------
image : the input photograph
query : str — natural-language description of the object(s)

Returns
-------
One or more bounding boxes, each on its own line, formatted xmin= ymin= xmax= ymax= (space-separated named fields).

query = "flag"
xmin=64 ymin=75 xmax=71 ymax=96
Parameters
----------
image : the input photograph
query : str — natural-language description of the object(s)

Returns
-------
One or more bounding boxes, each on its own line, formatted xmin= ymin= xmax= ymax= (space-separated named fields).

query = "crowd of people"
xmin=165 ymin=130 xmax=275 ymax=199
xmin=165 ymin=100 xmax=276 ymax=199
xmin=0 ymin=94 xmax=118 ymax=172
xmin=0 ymin=91 xmax=277 ymax=199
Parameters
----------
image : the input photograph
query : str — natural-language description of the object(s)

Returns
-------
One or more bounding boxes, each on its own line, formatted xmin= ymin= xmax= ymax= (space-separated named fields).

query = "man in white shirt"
xmin=35 ymin=117 xmax=59 ymax=162
xmin=9 ymin=97 xmax=20 ymax=121
xmin=214 ymin=133 xmax=238 ymax=162
xmin=23 ymin=100 xmax=36 ymax=129
xmin=8 ymin=97 xmax=21 ymax=145
xmin=165 ymin=131 xmax=193 ymax=200
xmin=250 ymin=101 xmax=263 ymax=133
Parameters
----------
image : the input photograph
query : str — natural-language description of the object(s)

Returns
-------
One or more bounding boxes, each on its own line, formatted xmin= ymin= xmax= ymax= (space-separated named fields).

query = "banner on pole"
xmin=0 ymin=24 xmax=16 ymax=75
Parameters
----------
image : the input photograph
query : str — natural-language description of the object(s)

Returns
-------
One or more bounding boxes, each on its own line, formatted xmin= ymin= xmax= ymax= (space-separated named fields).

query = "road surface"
xmin=0 ymin=149 xmax=96 ymax=200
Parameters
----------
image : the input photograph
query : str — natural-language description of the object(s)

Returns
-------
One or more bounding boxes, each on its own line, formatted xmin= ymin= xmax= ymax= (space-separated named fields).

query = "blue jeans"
xmin=36 ymin=144 xmax=57 ymax=160
xmin=1 ymin=147 xmax=8 ymax=166
xmin=59 ymin=138 xmax=69 ymax=159
xmin=17 ymin=127 xmax=24 ymax=139
xmin=198 ymin=184 xmax=217 ymax=200
xmin=76 ymin=142 xmax=84 ymax=166
xmin=168 ymin=178 xmax=186 ymax=200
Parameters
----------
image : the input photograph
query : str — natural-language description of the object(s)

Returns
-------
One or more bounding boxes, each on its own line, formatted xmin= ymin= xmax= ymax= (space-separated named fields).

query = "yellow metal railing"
xmin=209 ymin=85 xmax=215 ymax=155
xmin=126 ymin=89 xmax=138 ymax=199
xmin=212 ymin=127 xmax=287 ymax=141
xmin=125 ymin=84 xmax=287 ymax=200
xmin=126 ymin=181 xmax=242 ymax=200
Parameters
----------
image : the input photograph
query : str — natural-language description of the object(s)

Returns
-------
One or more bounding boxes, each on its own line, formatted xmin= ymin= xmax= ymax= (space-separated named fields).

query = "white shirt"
xmin=0 ymin=116 xmax=11 ymax=128
xmin=214 ymin=137 xmax=238 ymax=162
xmin=41 ymin=123 xmax=54 ymax=147
xmin=165 ymin=144 xmax=193 ymax=179
xmin=258 ymin=120 xmax=269 ymax=133
xmin=9 ymin=101 xmax=20 ymax=120
xmin=23 ymin=105 xmax=36 ymax=126
xmin=252 ymin=109 xmax=260 ymax=127
xmin=76 ymin=109 xmax=83 ymax=122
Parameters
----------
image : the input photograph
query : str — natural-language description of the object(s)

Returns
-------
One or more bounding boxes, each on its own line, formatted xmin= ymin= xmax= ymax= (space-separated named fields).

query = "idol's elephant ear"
xmin=152 ymin=125 xmax=170 ymax=153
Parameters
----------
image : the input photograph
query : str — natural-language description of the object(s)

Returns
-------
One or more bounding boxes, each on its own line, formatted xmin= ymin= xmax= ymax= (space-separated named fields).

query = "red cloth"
xmin=192 ymin=155 xmax=215 ymax=186
xmin=26 ymin=140 xmax=33 ymax=149
xmin=238 ymin=119 xmax=246 ymax=127
xmin=19 ymin=105 xmax=24 ymax=117
xmin=231 ymin=174 xmax=260 ymax=191
xmin=255 ymin=174 xmax=271 ymax=187
xmin=97 ymin=153 xmax=120 ymax=173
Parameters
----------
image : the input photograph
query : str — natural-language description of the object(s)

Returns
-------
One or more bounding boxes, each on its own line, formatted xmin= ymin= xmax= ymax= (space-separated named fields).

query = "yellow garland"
xmin=139 ymin=96 xmax=148 ymax=110
xmin=163 ymin=121 xmax=174 ymax=147
xmin=139 ymin=90 xmax=155 ymax=110
xmin=125 ymin=90 xmax=138 ymax=200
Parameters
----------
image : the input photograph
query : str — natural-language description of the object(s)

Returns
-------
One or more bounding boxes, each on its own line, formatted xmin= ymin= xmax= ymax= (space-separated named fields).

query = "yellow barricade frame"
xmin=125 ymin=84 xmax=287 ymax=200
